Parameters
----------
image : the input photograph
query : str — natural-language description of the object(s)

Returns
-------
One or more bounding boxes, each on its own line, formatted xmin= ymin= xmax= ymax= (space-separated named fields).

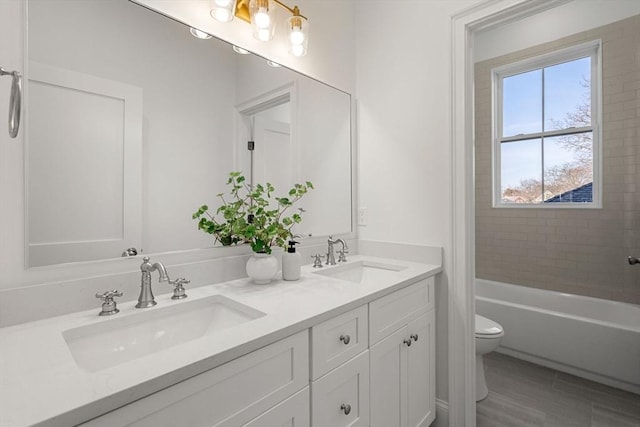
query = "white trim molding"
xmin=449 ymin=1 xmax=570 ymax=425
xmin=434 ymin=399 xmax=450 ymax=427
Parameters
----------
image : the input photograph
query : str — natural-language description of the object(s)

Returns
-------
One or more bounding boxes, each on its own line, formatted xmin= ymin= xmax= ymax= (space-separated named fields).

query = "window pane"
xmin=544 ymin=57 xmax=591 ymax=131
xmin=501 ymin=139 xmax=542 ymax=204
xmin=502 ymin=69 xmax=542 ymax=137
xmin=543 ymin=133 xmax=593 ymax=203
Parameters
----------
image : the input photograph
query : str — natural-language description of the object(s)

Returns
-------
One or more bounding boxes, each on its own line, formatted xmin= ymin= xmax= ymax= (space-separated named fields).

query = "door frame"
xmin=235 ymin=82 xmax=298 ymax=187
xmin=448 ymin=1 xmax=571 ymax=425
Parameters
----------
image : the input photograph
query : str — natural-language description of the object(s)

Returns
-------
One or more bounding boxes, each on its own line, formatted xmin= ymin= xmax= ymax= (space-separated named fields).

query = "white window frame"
xmin=492 ymin=39 xmax=602 ymax=208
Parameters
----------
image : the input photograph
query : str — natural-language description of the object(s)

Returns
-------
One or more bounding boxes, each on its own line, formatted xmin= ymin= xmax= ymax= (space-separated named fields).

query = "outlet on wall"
xmin=358 ymin=207 xmax=368 ymax=226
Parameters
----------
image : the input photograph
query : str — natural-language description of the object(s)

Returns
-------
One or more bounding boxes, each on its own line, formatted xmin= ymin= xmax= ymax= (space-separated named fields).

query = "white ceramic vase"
xmin=246 ymin=252 xmax=279 ymax=285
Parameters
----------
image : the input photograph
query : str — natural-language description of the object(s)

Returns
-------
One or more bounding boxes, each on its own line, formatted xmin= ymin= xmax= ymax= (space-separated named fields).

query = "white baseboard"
xmin=432 ymin=399 xmax=448 ymax=427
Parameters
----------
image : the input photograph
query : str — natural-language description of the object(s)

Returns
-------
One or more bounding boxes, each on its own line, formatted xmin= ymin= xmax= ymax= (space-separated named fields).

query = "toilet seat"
xmin=475 ymin=314 xmax=504 ymax=338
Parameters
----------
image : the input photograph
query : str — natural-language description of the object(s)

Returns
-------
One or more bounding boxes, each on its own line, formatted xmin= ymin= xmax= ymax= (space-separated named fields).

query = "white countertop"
xmin=0 ymin=255 xmax=440 ymax=427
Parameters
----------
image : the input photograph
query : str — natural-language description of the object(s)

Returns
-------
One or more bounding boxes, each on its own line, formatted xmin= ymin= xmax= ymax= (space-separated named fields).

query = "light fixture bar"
xmin=233 ymin=0 xmax=306 ymax=23
xmin=272 ymin=0 xmax=307 ymax=19
xmin=234 ymin=0 xmax=251 ymax=23
xmin=216 ymin=0 xmax=309 ymax=57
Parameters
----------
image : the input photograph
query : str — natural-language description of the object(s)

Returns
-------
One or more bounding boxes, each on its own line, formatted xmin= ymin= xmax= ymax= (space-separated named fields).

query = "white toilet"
xmin=475 ymin=314 xmax=504 ymax=401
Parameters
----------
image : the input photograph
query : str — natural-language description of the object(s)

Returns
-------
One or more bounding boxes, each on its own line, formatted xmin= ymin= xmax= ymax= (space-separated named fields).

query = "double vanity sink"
xmin=0 ymin=255 xmax=440 ymax=427
xmin=64 ymin=260 xmax=409 ymax=374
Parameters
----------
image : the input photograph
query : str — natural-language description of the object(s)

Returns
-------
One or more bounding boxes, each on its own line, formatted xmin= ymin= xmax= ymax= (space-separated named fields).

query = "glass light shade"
xmin=249 ymin=0 xmax=275 ymax=42
xmin=189 ymin=27 xmax=212 ymax=39
xmin=287 ymin=14 xmax=308 ymax=57
xmin=210 ymin=0 xmax=237 ymax=23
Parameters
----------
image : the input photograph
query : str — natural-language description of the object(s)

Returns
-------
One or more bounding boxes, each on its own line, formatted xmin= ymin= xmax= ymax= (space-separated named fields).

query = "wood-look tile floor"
xmin=476 ymin=352 xmax=640 ymax=427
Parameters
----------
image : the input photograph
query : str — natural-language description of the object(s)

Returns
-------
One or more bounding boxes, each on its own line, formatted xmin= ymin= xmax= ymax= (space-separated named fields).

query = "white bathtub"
xmin=476 ymin=279 xmax=640 ymax=395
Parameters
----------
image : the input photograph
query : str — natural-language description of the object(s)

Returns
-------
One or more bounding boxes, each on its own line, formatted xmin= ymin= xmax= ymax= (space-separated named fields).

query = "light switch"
xmin=358 ymin=207 xmax=368 ymax=226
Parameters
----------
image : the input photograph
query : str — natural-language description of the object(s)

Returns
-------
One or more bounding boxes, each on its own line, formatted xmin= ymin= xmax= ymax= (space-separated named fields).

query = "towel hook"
xmin=0 ymin=67 xmax=22 ymax=139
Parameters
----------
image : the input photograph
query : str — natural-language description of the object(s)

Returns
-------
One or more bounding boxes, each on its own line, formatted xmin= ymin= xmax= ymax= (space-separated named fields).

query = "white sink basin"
xmin=63 ymin=295 xmax=265 ymax=372
xmin=313 ymin=260 xmax=407 ymax=283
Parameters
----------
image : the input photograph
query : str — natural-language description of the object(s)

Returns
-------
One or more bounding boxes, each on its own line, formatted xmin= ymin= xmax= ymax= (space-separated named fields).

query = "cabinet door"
xmin=80 ymin=331 xmax=308 ymax=427
xmin=311 ymin=350 xmax=369 ymax=427
xmin=243 ymin=387 xmax=310 ymax=427
xmin=370 ymin=327 xmax=408 ymax=427
xmin=369 ymin=280 xmax=430 ymax=345
xmin=407 ymin=311 xmax=435 ymax=427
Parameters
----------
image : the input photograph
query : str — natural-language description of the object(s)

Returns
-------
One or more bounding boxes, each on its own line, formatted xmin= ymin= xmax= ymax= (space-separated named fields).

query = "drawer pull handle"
xmin=403 ymin=338 xmax=412 ymax=347
xmin=339 ymin=334 xmax=351 ymax=345
xmin=411 ymin=333 xmax=419 ymax=342
xmin=340 ymin=403 xmax=352 ymax=415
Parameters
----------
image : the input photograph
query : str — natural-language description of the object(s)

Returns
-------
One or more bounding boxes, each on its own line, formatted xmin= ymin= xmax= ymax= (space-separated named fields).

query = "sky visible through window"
xmin=500 ymin=57 xmax=591 ymax=193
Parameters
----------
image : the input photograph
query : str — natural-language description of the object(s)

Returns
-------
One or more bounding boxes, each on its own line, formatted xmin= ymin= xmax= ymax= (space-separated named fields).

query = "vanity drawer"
xmin=81 ymin=330 xmax=308 ymax=427
xmin=311 ymin=350 xmax=369 ymax=427
xmin=369 ymin=277 xmax=433 ymax=345
xmin=310 ymin=304 xmax=368 ymax=380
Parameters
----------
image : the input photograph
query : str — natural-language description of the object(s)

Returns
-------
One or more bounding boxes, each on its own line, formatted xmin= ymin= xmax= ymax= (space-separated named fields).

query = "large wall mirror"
xmin=26 ymin=0 xmax=352 ymax=268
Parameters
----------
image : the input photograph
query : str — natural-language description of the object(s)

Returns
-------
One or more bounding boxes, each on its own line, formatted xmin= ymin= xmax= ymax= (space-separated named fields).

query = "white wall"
xmin=0 ymin=0 xmax=27 ymax=288
xmin=354 ymin=0 xmax=482 ymax=405
xmin=474 ymin=0 xmax=640 ymax=62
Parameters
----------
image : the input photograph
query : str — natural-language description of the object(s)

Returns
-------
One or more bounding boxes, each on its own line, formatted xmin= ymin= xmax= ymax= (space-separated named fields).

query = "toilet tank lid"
xmin=475 ymin=314 xmax=503 ymax=336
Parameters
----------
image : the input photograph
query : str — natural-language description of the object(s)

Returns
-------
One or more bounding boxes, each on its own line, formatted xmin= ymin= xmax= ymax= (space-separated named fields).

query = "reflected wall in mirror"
xmin=26 ymin=0 xmax=352 ymax=268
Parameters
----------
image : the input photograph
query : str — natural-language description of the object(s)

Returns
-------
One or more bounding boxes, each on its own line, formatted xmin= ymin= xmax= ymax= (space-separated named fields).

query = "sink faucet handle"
xmin=337 ymin=249 xmax=349 ymax=263
xmin=95 ymin=289 xmax=123 ymax=316
xmin=311 ymin=254 xmax=325 ymax=268
xmin=169 ymin=277 xmax=189 ymax=300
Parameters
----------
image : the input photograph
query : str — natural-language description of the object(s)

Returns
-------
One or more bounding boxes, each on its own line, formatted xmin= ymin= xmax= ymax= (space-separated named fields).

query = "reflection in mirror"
xmin=26 ymin=0 xmax=352 ymax=268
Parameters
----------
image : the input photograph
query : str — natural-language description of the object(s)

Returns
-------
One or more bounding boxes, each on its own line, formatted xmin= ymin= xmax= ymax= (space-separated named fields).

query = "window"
xmin=492 ymin=41 xmax=601 ymax=207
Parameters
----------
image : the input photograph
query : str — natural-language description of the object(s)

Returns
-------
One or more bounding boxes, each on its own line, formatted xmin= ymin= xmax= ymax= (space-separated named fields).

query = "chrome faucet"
xmin=326 ymin=236 xmax=349 ymax=265
xmin=136 ymin=256 xmax=170 ymax=308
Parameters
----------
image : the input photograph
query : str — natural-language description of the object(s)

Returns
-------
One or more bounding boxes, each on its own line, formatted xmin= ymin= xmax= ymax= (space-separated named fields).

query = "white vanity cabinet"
xmin=80 ymin=330 xmax=309 ymax=427
xmin=77 ymin=276 xmax=436 ymax=427
xmin=369 ymin=278 xmax=436 ymax=427
xmin=310 ymin=305 xmax=370 ymax=427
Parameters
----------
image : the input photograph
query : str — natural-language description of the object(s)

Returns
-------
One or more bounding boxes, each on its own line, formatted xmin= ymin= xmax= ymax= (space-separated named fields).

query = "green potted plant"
xmin=193 ymin=171 xmax=313 ymax=284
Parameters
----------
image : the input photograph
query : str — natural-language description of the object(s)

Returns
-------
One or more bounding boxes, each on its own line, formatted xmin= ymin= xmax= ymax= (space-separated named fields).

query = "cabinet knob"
xmin=403 ymin=338 xmax=412 ymax=347
xmin=411 ymin=333 xmax=419 ymax=342
xmin=340 ymin=403 xmax=352 ymax=415
xmin=339 ymin=334 xmax=351 ymax=345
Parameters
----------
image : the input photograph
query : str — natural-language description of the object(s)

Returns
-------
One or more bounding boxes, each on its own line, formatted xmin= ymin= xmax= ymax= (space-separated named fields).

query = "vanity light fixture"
xmin=189 ymin=27 xmax=213 ymax=39
xmin=210 ymin=0 xmax=309 ymax=57
xmin=266 ymin=60 xmax=281 ymax=67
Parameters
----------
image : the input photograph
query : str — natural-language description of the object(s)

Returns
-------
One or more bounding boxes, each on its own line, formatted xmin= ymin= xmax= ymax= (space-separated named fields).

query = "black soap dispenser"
xmin=282 ymin=240 xmax=301 ymax=281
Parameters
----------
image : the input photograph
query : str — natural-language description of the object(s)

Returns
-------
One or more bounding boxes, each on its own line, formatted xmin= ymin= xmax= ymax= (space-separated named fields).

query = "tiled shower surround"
xmin=475 ymin=15 xmax=640 ymax=304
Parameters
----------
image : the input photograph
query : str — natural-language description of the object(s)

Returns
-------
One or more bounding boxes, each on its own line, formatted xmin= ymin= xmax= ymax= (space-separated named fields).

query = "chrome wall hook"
xmin=0 ymin=67 xmax=22 ymax=138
